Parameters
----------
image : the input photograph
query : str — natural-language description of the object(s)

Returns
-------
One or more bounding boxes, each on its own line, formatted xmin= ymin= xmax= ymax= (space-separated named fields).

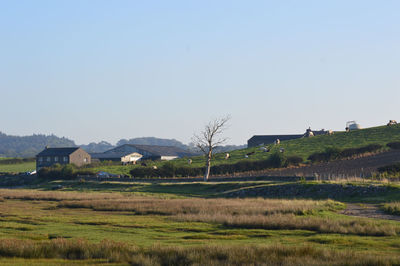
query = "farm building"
xmin=36 ymin=147 xmax=91 ymax=170
xmin=91 ymin=151 xmax=143 ymax=163
xmin=247 ymin=134 xmax=303 ymax=148
xmin=93 ymin=144 xmax=195 ymax=162
xmin=248 ymin=128 xmax=331 ymax=147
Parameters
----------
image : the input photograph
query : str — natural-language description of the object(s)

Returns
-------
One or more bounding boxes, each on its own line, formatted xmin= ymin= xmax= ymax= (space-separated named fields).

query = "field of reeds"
xmin=0 ymin=238 xmax=399 ymax=265
xmin=0 ymin=185 xmax=400 ymax=265
xmin=382 ymin=202 xmax=400 ymax=215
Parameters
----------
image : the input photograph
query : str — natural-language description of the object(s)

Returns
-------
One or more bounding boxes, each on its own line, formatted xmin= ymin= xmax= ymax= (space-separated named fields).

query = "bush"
xmin=161 ymin=162 xmax=176 ymax=177
xmin=38 ymin=164 xmax=94 ymax=179
xmin=308 ymin=144 xmax=383 ymax=163
xmin=387 ymin=142 xmax=400 ymax=150
xmin=286 ymin=156 xmax=303 ymax=166
xmin=378 ymin=163 xmax=400 ymax=175
xmin=0 ymin=158 xmax=35 ymax=165
xmin=130 ymin=152 xmax=289 ymax=178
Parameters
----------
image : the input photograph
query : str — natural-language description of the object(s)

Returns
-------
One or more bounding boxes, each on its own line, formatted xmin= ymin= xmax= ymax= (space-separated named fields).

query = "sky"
xmin=1 ymin=0 xmax=399 ymax=145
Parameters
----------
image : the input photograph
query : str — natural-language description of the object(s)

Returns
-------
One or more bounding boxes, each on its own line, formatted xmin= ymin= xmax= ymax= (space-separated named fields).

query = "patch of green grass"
xmin=0 ymin=162 xmax=35 ymax=173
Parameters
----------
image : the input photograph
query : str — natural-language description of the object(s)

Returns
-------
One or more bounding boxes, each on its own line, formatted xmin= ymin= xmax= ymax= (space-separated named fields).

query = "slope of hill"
xmin=117 ymin=137 xmax=189 ymax=150
xmin=171 ymin=124 xmax=400 ymax=168
xmin=80 ymin=141 xmax=114 ymax=153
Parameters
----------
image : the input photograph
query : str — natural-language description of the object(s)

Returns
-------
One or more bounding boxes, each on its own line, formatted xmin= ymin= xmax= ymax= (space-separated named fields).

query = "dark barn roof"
xmin=125 ymin=144 xmax=194 ymax=157
xmin=36 ymin=147 xmax=80 ymax=157
xmin=91 ymin=151 xmax=138 ymax=159
xmin=247 ymin=135 xmax=303 ymax=147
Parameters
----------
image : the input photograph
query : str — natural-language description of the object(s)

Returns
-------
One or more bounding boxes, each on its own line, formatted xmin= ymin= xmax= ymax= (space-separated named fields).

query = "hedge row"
xmin=378 ymin=163 xmax=400 ymax=175
xmin=38 ymin=164 xmax=94 ymax=179
xmin=307 ymin=144 xmax=383 ymax=163
xmin=0 ymin=158 xmax=35 ymax=165
xmin=387 ymin=142 xmax=400 ymax=150
xmin=130 ymin=153 xmax=303 ymax=178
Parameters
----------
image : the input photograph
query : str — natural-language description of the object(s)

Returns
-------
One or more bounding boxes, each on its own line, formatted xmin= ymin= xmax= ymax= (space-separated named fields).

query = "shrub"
xmin=269 ymin=152 xmax=287 ymax=168
xmin=286 ymin=156 xmax=303 ymax=166
xmin=308 ymin=144 xmax=383 ymax=163
xmin=387 ymin=142 xmax=400 ymax=150
xmin=0 ymin=158 xmax=35 ymax=165
xmin=378 ymin=163 xmax=400 ymax=175
xmin=161 ymin=162 xmax=176 ymax=177
xmin=38 ymin=164 xmax=94 ymax=179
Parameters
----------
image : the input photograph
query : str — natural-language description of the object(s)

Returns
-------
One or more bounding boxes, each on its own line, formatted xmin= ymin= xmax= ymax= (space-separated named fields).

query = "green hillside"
xmin=172 ymin=124 xmax=400 ymax=167
xmin=86 ymin=124 xmax=400 ymax=176
xmin=3 ymin=124 xmax=400 ymax=175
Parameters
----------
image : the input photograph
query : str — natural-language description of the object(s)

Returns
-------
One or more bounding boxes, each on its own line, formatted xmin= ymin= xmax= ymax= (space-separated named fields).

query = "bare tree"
xmin=192 ymin=116 xmax=230 ymax=181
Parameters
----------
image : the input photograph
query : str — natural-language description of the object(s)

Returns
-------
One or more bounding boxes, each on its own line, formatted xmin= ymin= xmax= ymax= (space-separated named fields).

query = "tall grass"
xmin=3 ymin=189 xmax=398 ymax=237
xmin=382 ymin=202 xmax=400 ymax=215
xmin=53 ymin=195 xmax=399 ymax=237
xmin=57 ymin=197 xmax=342 ymax=216
xmin=176 ymin=213 xmax=398 ymax=236
xmin=0 ymin=189 xmax=126 ymax=201
xmin=0 ymin=238 xmax=398 ymax=265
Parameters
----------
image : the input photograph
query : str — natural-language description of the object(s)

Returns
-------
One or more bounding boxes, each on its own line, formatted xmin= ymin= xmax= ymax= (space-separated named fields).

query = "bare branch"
xmin=191 ymin=115 xmax=231 ymax=181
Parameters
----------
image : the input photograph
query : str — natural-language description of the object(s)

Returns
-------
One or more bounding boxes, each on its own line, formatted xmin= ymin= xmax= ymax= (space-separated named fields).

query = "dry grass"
xmin=382 ymin=202 xmax=400 ymax=216
xmin=176 ymin=213 xmax=399 ymax=236
xmin=0 ymin=189 xmax=125 ymax=201
xmin=57 ymin=197 xmax=342 ymax=216
xmin=54 ymin=196 xmax=399 ymax=236
xmin=0 ymin=238 xmax=398 ymax=265
xmin=2 ymin=189 xmax=397 ymax=237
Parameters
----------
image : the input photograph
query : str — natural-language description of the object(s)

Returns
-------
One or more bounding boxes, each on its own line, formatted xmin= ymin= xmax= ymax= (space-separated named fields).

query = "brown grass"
xmin=57 ymin=197 xmax=342 ymax=216
xmin=0 ymin=189 xmax=125 ymax=201
xmin=176 ymin=213 xmax=399 ymax=236
xmin=0 ymin=238 xmax=398 ymax=265
xmin=382 ymin=202 xmax=400 ymax=216
xmin=2 ymin=189 xmax=397 ymax=237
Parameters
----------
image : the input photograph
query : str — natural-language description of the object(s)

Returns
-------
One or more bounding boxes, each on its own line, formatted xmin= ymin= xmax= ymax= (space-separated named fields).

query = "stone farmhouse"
xmin=36 ymin=147 xmax=91 ymax=170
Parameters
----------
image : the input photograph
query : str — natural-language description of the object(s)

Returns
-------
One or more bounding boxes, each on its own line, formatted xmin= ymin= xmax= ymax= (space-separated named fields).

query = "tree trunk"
xmin=204 ymin=152 xmax=212 ymax=182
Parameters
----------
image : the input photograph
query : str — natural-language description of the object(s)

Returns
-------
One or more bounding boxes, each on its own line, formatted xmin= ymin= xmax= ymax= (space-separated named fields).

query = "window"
xmin=84 ymin=158 xmax=88 ymax=163
xmin=38 ymin=157 xmax=43 ymax=162
xmin=47 ymin=157 xmax=51 ymax=162
xmin=54 ymin=157 xmax=58 ymax=162
xmin=63 ymin=156 xmax=68 ymax=162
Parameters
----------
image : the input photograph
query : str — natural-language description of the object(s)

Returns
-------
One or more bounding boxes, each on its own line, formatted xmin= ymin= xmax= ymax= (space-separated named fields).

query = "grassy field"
xmin=0 ymin=179 xmax=400 ymax=264
xmin=0 ymin=161 xmax=35 ymax=173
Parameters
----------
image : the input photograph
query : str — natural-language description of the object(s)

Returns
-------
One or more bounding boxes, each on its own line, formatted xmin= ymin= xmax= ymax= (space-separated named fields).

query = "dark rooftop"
xmin=36 ymin=147 xmax=80 ymax=157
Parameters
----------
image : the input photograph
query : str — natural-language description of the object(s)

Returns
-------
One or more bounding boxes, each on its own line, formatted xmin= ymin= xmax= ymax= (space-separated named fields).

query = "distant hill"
xmin=0 ymin=132 xmax=246 ymax=158
xmin=80 ymin=141 xmax=114 ymax=153
xmin=117 ymin=137 xmax=188 ymax=150
xmin=0 ymin=132 xmax=76 ymax=158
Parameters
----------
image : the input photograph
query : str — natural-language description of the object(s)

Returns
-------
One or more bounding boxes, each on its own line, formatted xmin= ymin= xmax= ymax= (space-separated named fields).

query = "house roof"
xmin=127 ymin=144 xmax=194 ymax=157
xmin=104 ymin=144 xmax=194 ymax=158
xmin=36 ymin=147 xmax=80 ymax=157
xmin=91 ymin=151 xmax=141 ymax=159
xmin=248 ymin=135 xmax=303 ymax=142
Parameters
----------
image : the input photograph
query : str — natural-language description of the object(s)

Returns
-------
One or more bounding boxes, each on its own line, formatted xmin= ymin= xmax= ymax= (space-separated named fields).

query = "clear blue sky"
xmin=1 ymin=0 xmax=399 ymax=145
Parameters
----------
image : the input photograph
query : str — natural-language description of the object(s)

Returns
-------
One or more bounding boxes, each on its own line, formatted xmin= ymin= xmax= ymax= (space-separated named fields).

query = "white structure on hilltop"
xmin=346 ymin=121 xmax=362 ymax=131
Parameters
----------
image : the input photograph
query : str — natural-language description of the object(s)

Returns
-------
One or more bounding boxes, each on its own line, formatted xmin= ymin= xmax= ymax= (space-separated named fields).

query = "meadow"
xmin=0 ymin=178 xmax=400 ymax=265
xmin=0 ymin=157 xmax=35 ymax=173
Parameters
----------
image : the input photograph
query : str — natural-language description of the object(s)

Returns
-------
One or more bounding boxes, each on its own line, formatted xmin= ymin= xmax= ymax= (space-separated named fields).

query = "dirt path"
xmin=340 ymin=204 xmax=400 ymax=222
